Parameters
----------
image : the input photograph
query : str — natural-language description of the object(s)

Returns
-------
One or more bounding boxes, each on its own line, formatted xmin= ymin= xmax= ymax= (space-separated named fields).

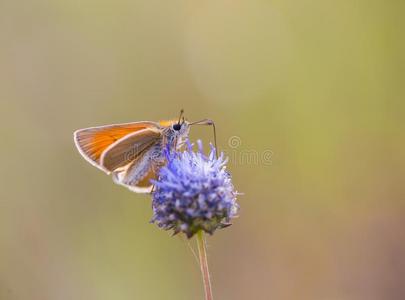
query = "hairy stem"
xmin=196 ymin=230 xmax=213 ymax=300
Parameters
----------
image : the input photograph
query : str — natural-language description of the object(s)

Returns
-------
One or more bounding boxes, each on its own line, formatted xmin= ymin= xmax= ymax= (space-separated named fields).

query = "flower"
xmin=151 ymin=140 xmax=239 ymax=238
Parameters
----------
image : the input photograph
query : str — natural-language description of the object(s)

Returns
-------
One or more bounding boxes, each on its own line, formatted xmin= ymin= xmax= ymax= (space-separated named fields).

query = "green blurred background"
xmin=1 ymin=1 xmax=404 ymax=299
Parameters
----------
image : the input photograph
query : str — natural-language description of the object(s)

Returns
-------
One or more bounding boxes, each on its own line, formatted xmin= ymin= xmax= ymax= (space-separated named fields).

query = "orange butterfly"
xmin=73 ymin=111 xmax=215 ymax=193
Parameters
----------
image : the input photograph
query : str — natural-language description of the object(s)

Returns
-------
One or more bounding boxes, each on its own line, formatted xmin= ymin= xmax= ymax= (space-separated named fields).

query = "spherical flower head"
xmin=151 ymin=140 xmax=239 ymax=238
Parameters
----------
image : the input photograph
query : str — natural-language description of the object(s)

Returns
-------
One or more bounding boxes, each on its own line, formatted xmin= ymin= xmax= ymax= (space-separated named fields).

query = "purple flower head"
xmin=151 ymin=140 xmax=239 ymax=238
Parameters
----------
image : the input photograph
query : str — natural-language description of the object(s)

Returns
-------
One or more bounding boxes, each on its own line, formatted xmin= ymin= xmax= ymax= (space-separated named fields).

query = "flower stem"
xmin=196 ymin=230 xmax=213 ymax=300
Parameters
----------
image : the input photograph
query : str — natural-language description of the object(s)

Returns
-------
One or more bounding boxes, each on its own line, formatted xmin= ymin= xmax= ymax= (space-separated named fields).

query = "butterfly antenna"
xmin=178 ymin=109 xmax=184 ymax=125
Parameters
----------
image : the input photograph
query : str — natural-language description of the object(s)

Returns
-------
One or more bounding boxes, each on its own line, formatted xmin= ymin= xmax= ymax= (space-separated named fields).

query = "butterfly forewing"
xmin=73 ymin=121 xmax=159 ymax=172
xmin=100 ymin=128 xmax=161 ymax=172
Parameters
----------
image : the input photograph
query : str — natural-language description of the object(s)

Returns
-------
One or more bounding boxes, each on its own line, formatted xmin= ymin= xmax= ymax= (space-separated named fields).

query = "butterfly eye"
xmin=173 ymin=123 xmax=181 ymax=131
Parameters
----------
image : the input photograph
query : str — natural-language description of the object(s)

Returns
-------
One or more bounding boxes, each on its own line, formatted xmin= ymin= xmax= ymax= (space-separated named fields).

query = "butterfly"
xmin=73 ymin=111 xmax=215 ymax=193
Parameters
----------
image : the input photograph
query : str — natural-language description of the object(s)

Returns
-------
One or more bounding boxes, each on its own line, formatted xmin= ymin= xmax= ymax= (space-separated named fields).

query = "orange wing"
xmin=73 ymin=121 xmax=160 ymax=172
xmin=100 ymin=128 xmax=161 ymax=172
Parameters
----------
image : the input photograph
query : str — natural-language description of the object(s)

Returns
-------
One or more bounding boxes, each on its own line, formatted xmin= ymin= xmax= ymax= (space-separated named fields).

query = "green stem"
xmin=196 ymin=230 xmax=213 ymax=300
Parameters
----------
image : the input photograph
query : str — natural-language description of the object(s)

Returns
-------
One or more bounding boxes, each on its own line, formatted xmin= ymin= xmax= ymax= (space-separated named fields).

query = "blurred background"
xmin=1 ymin=1 xmax=404 ymax=299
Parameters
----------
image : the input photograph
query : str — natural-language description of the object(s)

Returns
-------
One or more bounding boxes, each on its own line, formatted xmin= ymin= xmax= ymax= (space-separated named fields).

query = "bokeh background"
xmin=1 ymin=1 xmax=404 ymax=299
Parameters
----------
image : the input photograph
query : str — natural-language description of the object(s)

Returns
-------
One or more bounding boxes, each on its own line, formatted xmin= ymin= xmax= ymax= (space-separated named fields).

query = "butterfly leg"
xmin=189 ymin=119 xmax=218 ymax=157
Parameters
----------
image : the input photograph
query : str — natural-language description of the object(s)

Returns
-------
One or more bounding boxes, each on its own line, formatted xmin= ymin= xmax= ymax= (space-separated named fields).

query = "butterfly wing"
xmin=73 ymin=121 xmax=159 ymax=173
xmin=112 ymin=144 xmax=162 ymax=193
xmin=100 ymin=128 xmax=161 ymax=172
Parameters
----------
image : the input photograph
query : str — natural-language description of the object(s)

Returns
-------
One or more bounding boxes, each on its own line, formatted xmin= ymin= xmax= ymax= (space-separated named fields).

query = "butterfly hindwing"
xmin=112 ymin=144 xmax=162 ymax=193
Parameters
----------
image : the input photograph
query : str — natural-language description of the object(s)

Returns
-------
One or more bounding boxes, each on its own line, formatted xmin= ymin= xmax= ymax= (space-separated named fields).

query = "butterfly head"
xmin=160 ymin=118 xmax=190 ymax=136
xmin=159 ymin=116 xmax=190 ymax=149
